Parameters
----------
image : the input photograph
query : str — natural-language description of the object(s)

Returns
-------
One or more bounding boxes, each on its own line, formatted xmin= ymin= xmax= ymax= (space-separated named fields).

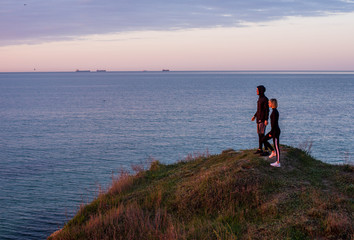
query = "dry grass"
xmin=109 ymin=170 xmax=135 ymax=196
xmin=178 ymin=149 xmax=210 ymax=163
xmin=298 ymin=139 xmax=313 ymax=155
xmin=325 ymin=212 xmax=352 ymax=235
xmin=56 ymin=204 xmax=182 ymax=240
xmin=48 ymin=146 xmax=353 ymax=240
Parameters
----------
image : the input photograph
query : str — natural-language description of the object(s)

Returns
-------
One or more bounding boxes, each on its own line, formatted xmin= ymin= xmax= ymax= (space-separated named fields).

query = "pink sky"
xmin=1 ymin=13 xmax=354 ymax=72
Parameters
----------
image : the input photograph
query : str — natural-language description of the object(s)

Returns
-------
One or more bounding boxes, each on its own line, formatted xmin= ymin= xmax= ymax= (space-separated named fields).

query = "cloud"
xmin=1 ymin=0 xmax=353 ymax=46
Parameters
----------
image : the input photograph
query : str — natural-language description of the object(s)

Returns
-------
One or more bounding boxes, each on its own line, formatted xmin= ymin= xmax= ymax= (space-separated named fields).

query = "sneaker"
xmin=260 ymin=151 xmax=270 ymax=156
xmin=269 ymin=152 xmax=277 ymax=158
xmin=270 ymin=162 xmax=281 ymax=167
xmin=254 ymin=149 xmax=263 ymax=154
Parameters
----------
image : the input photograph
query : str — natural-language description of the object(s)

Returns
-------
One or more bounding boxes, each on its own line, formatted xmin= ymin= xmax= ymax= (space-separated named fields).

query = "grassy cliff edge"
xmin=48 ymin=146 xmax=353 ymax=240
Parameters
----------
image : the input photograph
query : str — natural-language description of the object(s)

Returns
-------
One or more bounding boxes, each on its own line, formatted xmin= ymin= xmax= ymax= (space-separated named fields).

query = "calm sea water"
xmin=0 ymin=71 xmax=353 ymax=239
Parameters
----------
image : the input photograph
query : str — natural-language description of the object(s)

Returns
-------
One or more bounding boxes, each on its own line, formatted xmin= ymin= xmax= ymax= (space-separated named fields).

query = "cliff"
xmin=48 ymin=146 xmax=353 ymax=240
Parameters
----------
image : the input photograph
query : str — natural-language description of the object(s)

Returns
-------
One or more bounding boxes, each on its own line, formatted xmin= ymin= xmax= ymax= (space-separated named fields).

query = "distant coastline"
xmin=75 ymin=69 xmax=107 ymax=73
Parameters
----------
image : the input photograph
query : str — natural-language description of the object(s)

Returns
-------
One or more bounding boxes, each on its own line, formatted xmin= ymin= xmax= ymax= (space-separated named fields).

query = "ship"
xmin=75 ymin=69 xmax=90 ymax=72
xmin=162 ymin=69 xmax=170 ymax=72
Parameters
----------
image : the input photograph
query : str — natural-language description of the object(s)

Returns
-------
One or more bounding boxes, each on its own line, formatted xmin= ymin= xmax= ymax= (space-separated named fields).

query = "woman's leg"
xmin=273 ymin=136 xmax=280 ymax=163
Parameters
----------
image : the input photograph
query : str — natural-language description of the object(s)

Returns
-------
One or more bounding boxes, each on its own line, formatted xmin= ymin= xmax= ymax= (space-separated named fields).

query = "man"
xmin=251 ymin=85 xmax=269 ymax=154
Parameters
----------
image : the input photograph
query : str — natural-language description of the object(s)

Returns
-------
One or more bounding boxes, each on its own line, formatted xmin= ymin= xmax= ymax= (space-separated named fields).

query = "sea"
xmin=0 ymin=71 xmax=353 ymax=239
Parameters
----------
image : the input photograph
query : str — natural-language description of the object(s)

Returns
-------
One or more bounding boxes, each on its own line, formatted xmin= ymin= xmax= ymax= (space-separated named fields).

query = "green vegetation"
xmin=48 ymin=146 xmax=353 ymax=240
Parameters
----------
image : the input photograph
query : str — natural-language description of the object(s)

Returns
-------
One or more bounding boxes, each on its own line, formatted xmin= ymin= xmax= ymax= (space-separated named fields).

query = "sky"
xmin=1 ymin=0 xmax=354 ymax=72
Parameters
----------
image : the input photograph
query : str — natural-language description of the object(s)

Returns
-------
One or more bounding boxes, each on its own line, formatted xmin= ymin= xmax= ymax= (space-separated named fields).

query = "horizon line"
xmin=1 ymin=70 xmax=354 ymax=74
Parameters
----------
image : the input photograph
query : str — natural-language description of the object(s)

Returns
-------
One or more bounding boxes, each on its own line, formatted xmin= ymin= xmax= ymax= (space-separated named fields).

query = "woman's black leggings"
xmin=262 ymin=133 xmax=280 ymax=162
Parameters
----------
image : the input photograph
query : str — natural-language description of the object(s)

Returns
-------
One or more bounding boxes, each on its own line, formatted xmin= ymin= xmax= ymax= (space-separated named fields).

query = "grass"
xmin=48 ymin=146 xmax=353 ymax=240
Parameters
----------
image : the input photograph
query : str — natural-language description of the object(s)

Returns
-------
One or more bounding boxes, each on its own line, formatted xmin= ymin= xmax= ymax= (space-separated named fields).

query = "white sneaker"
xmin=269 ymin=152 xmax=277 ymax=158
xmin=270 ymin=162 xmax=281 ymax=167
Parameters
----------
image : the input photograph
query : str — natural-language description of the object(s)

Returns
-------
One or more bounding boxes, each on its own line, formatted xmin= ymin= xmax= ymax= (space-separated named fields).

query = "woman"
xmin=262 ymin=99 xmax=281 ymax=167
